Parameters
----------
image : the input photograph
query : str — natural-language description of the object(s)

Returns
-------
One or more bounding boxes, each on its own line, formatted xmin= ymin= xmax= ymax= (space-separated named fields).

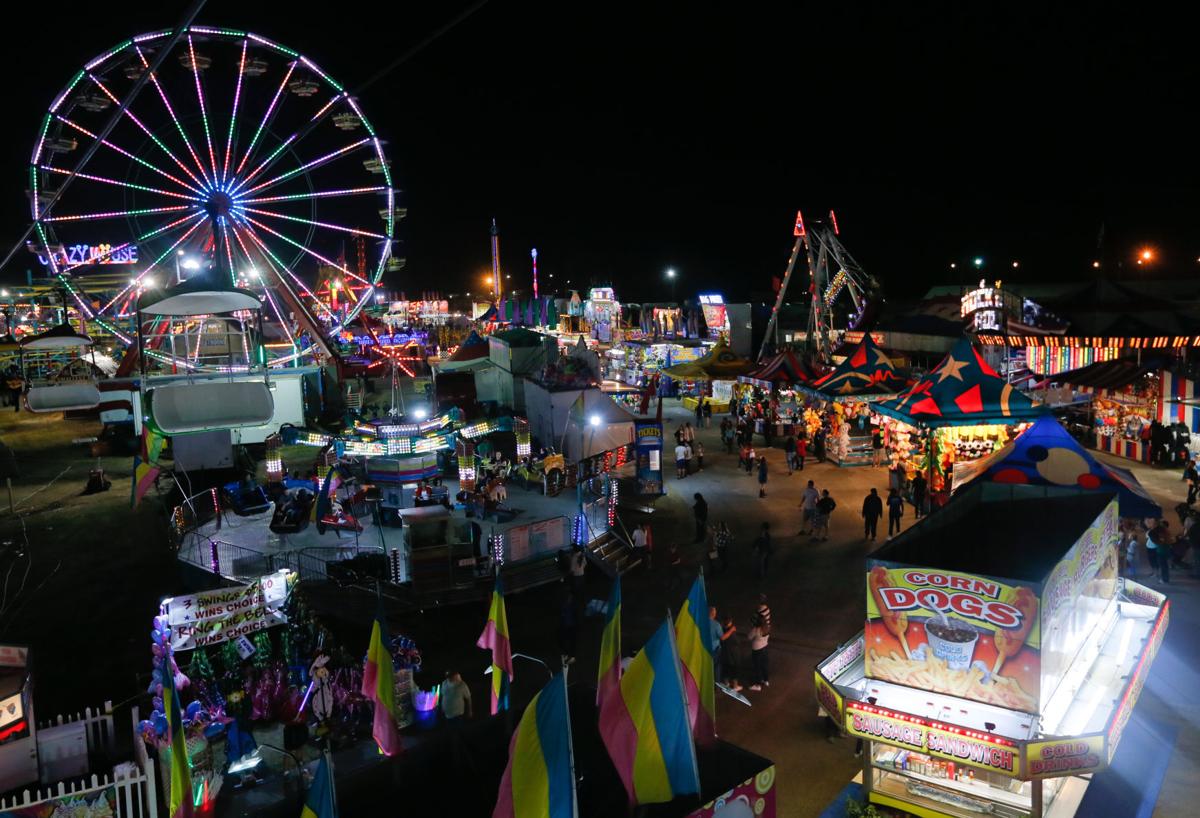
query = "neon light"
xmin=55 ymin=115 xmax=205 ymax=195
xmin=44 ymin=206 xmax=190 ymax=224
xmin=222 ymin=39 xmax=249 ymax=185
xmin=37 ymin=242 xmax=142 ymax=265
xmin=38 ymin=163 xmax=196 ymax=200
xmin=99 ymin=217 xmax=207 ymax=313
xmin=246 ymin=33 xmax=298 ymax=58
xmin=49 ymin=70 xmax=86 ymax=114
xmin=187 ymin=37 xmax=221 ymax=181
xmin=237 ymin=138 xmax=371 ymax=197
xmin=111 ymin=62 xmax=208 ymax=189
xmin=240 ymin=214 xmax=370 ymax=284
xmin=238 ymin=186 xmax=387 ymax=205
xmin=229 ymin=132 xmax=299 ymax=196
xmin=233 ymin=62 xmax=295 ymax=178
xmin=85 ymin=40 xmax=132 ymax=71
xmin=242 ymin=207 xmax=386 ymax=239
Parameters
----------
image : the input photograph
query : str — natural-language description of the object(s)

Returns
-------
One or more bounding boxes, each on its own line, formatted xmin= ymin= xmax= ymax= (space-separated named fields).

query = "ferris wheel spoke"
xmin=38 ymin=165 xmax=199 ymax=202
xmin=55 ymin=115 xmax=206 ymax=197
xmin=222 ymin=39 xmax=249 ymax=186
xmin=97 ymin=215 xmax=209 ymax=315
xmin=242 ymin=207 xmax=387 ymax=240
xmin=186 ymin=36 xmax=222 ymax=184
xmin=227 ymin=225 xmax=296 ymax=348
xmin=235 ymin=137 xmax=372 ymax=199
xmin=227 ymin=91 xmax=345 ymax=198
xmin=237 ymin=185 xmax=387 ymax=205
xmin=231 ymin=61 xmax=296 ymax=180
xmin=239 ymin=214 xmax=371 ymax=285
xmin=89 ymin=72 xmax=208 ymax=191
xmin=43 ymin=204 xmax=194 ymax=223
xmin=231 ymin=218 xmax=341 ymax=323
xmin=133 ymin=45 xmax=213 ymax=189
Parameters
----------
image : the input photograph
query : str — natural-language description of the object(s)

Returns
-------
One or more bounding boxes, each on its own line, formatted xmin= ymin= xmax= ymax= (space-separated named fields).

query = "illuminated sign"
xmin=698 ymin=294 xmax=724 ymax=305
xmin=1026 ymin=736 xmax=1105 ymax=779
xmin=814 ymin=670 xmax=844 ymax=727
xmin=846 ymin=702 xmax=1020 ymax=776
xmin=37 ymin=243 xmax=139 ymax=266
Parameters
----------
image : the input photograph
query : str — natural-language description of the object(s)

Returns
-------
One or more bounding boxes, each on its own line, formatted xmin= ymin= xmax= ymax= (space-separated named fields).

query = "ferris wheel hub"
xmin=204 ymin=191 xmax=235 ymax=219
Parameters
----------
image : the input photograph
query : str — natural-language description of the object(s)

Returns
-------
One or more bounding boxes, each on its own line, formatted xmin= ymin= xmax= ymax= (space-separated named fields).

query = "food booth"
xmin=815 ymin=485 xmax=1168 ymax=818
xmin=736 ymin=348 xmax=822 ymax=434
xmin=660 ymin=337 xmax=754 ymax=411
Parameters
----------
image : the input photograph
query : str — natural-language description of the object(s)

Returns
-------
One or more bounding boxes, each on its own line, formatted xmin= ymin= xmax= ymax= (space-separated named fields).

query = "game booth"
xmin=735 ymin=348 xmax=823 ymax=436
xmin=951 ymin=416 xmax=1162 ymax=521
xmin=873 ymin=337 xmax=1047 ymax=506
xmin=604 ymin=339 xmax=711 ymax=391
xmin=660 ymin=337 xmax=755 ymax=411
xmin=799 ymin=334 xmax=908 ymax=466
xmin=816 ymin=485 xmax=1169 ymax=818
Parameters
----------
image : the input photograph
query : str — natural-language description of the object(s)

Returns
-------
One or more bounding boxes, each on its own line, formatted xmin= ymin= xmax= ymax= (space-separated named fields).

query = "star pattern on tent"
xmin=836 ymin=381 xmax=858 ymax=394
xmin=873 ymin=347 xmax=893 ymax=367
xmin=935 ymin=355 xmax=969 ymax=383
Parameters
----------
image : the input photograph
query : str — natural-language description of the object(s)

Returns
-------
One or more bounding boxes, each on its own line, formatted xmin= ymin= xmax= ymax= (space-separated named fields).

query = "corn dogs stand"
xmin=815 ymin=485 xmax=1169 ymax=818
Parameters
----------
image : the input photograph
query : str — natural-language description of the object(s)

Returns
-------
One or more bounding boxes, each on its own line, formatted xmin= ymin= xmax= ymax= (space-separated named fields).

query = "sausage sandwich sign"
xmin=865 ymin=562 xmax=1041 ymax=713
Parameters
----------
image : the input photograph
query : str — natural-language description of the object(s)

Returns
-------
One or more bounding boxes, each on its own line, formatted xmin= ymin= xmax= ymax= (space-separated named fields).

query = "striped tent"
xmin=738 ymin=349 xmax=819 ymax=389
xmin=1159 ymin=370 xmax=1200 ymax=433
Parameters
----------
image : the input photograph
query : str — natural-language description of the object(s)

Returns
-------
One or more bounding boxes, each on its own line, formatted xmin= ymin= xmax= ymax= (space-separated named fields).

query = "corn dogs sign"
xmin=866 ymin=562 xmax=1042 ymax=713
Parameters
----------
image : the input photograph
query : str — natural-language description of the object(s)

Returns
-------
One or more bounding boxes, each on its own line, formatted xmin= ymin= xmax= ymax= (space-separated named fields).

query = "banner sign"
xmin=846 ymin=703 xmax=1020 ymax=777
xmin=1026 ymin=736 xmax=1106 ymax=779
xmin=634 ymin=420 xmax=664 ymax=495
xmin=164 ymin=571 xmax=294 ymax=651
xmin=866 ymin=562 xmax=1042 ymax=713
xmin=814 ymin=671 xmax=844 ymax=727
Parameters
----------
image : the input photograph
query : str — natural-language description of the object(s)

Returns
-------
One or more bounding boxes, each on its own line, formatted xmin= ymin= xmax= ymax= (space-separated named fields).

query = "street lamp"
xmin=666 ymin=267 xmax=677 ymax=302
xmin=973 ymin=257 xmax=984 ymax=269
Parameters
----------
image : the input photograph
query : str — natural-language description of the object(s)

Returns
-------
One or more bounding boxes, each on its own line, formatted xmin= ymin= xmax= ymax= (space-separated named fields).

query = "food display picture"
xmin=866 ymin=563 xmax=1041 ymax=713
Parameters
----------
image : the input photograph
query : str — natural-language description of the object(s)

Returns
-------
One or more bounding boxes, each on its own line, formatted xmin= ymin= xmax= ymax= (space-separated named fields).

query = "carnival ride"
xmin=27 ymin=26 xmax=399 ymax=372
xmin=19 ymin=318 xmax=103 ymax=413
xmin=760 ymin=210 xmax=882 ymax=363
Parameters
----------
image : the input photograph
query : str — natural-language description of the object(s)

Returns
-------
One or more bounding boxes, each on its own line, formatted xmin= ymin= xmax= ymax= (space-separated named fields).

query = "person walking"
xmin=675 ymin=439 xmax=689 ymax=479
xmin=708 ymin=605 xmax=723 ymax=672
xmin=1148 ymin=519 xmax=1171 ymax=584
xmin=862 ymin=488 xmax=883 ymax=541
xmin=439 ymin=670 xmax=473 ymax=722
xmin=757 ymin=456 xmax=769 ymax=498
xmin=714 ymin=522 xmax=733 ymax=572
xmin=871 ymin=427 xmax=885 ymax=467
xmin=631 ymin=522 xmax=649 ymax=565
xmin=693 ymin=492 xmax=709 ymax=543
xmin=784 ymin=435 xmax=796 ymax=474
xmin=703 ymin=399 xmax=713 ymax=428
xmin=752 ymin=522 xmax=772 ymax=578
xmin=695 ymin=400 xmax=704 ymax=428
xmin=719 ymin=614 xmax=742 ymax=691
xmin=1187 ymin=457 xmax=1199 ymax=506
xmin=800 ymin=480 xmax=819 ymax=535
xmin=745 ymin=444 xmax=757 ymax=474
xmin=797 ymin=435 xmax=807 ymax=471
xmin=642 ymin=522 xmax=655 ymax=569
xmin=695 ymin=441 xmax=705 ymax=471
xmin=911 ymin=472 xmax=927 ymax=518
xmin=721 ymin=418 xmax=735 ymax=453
xmin=887 ymin=488 xmax=905 ymax=537
xmin=748 ymin=607 xmax=771 ymax=691
xmin=684 ymin=422 xmax=695 ymax=445
xmin=814 ymin=490 xmax=837 ymax=542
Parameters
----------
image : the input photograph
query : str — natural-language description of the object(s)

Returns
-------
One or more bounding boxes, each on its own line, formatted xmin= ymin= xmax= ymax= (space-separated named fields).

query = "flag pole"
xmin=562 ymin=665 xmax=580 ymax=818
xmin=325 ymin=749 xmax=340 ymax=818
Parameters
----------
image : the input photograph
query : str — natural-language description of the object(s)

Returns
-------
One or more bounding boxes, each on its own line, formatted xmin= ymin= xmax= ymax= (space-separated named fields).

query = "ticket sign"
xmin=1107 ymin=601 xmax=1169 ymax=762
xmin=1025 ymin=736 xmax=1106 ymax=779
xmin=845 ymin=703 xmax=1020 ymax=777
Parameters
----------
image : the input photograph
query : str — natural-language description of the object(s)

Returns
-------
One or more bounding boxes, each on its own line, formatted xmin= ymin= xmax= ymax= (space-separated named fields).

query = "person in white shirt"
xmin=800 ymin=480 xmax=820 ymax=535
xmin=674 ymin=442 xmax=689 ymax=478
xmin=631 ymin=524 xmax=647 ymax=560
xmin=440 ymin=671 xmax=472 ymax=721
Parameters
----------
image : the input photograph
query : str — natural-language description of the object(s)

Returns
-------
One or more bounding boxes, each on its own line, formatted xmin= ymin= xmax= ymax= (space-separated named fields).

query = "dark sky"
xmin=1 ymin=1 xmax=1197 ymax=303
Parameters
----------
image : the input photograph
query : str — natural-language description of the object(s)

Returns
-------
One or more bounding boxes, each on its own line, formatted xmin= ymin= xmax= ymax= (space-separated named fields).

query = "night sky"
xmin=1 ymin=1 xmax=1196 ymax=303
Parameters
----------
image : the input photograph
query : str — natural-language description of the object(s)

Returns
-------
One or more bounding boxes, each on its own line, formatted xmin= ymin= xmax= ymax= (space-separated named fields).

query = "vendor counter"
xmin=681 ymin=396 xmax=730 ymax=413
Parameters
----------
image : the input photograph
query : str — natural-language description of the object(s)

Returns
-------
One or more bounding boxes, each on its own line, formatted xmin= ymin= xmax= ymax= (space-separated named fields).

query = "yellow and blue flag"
xmin=492 ymin=672 xmax=577 ymax=818
xmin=162 ymin=647 xmax=193 ymax=818
xmin=675 ymin=573 xmax=716 ymax=747
xmin=596 ymin=578 xmax=621 ymax=709
xmin=300 ymin=751 xmax=337 ymax=818
xmin=598 ymin=617 xmax=700 ymax=805
xmin=477 ymin=575 xmax=513 ymax=713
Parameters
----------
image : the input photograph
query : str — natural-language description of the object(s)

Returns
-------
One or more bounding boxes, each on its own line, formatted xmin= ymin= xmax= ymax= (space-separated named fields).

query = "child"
xmin=695 ymin=441 xmax=705 ymax=471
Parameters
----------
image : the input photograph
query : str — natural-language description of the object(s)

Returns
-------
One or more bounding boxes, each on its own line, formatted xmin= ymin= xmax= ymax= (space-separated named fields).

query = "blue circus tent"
xmin=952 ymin=415 xmax=1161 ymax=518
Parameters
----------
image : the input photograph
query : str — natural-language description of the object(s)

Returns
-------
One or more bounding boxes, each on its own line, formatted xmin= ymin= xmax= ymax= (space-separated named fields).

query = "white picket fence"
xmin=0 ymin=704 xmax=159 ymax=817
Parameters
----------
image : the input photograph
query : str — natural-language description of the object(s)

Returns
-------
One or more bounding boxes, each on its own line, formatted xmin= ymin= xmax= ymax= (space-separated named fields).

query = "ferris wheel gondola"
xmin=28 ymin=26 xmax=398 ymax=370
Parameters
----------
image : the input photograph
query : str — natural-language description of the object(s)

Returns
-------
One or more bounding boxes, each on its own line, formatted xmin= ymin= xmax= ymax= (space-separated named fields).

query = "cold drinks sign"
xmin=865 ymin=564 xmax=1041 ymax=713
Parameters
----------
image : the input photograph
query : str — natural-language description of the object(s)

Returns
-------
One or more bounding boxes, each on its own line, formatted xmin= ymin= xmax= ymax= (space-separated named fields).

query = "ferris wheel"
xmin=28 ymin=26 xmax=398 ymax=368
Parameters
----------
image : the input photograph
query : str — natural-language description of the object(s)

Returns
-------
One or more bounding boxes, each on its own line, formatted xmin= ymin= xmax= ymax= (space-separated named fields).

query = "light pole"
xmin=666 ymin=267 xmax=676 ymax=303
